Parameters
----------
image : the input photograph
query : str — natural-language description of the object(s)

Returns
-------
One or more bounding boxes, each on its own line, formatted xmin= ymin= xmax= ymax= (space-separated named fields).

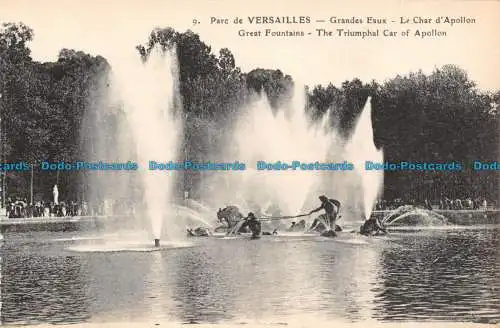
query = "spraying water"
xmin=345 ymin=97 xmax=384 ymax=220
xmin=227 ymin=86 xmax=332 ymax=217
xmin=105 ymin=46 xmax=182 ymax=240
xmin=382 ymin=206 xmax=449 ymax=227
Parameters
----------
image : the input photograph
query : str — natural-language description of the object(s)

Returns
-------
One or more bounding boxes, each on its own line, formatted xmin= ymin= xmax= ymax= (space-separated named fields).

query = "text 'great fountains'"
xmin=345 ymin=96 xmax=384 ymax=221
xmin=109 ymin=46 xmax=183 ymax=243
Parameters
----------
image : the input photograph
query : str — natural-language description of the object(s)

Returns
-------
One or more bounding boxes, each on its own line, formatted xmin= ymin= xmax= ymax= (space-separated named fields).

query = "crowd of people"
xmin=5 ymin=199 xmax=89 ymax=218
xmin=3 ymin=198 xmax=138 ymax=219
xmin=374 ymin=197 xmax=492 ymax=211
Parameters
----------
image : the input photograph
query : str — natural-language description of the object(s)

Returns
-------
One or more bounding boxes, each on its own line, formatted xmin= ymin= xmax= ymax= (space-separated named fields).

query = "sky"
xmin=1 ymin=0 xmax=499 ymax=91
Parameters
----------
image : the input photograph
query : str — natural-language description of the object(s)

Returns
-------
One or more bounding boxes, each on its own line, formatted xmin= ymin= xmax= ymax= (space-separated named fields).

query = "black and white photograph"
xmin=0 ymin=1 xmax=498 ymax=327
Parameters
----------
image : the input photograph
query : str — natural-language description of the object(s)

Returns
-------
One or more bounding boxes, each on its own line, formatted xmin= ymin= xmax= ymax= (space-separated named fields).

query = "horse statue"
xmin=216 ymin=205 xmax=249 ymax=233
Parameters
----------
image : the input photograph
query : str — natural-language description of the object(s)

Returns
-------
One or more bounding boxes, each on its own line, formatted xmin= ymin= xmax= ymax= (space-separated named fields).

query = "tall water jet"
xmin=345 ymin=97 xmax=384 ymax=220
xmin=213 ymin=84 xmax=332 ymax=219
xmin=106 ymin=46 xmax=183 ymax=241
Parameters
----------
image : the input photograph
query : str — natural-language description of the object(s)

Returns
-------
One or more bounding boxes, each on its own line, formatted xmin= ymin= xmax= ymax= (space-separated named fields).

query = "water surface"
xmin=0 ymin=226 xmax=498 ymax=325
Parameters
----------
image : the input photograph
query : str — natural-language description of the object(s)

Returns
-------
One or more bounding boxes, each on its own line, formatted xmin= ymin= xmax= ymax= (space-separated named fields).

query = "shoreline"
xmin=0 ymin=209 xmax=498 ymax=232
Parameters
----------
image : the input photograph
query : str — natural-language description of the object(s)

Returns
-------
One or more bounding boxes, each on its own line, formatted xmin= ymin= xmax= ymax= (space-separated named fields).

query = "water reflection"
xmin=1 ymin=247 xmax=90 ymax=324
xmin=278 ymin=240 xmax=323 ymax=317
xmin=373 ymin=230 xmax=500 ymax=323
xmin=172 ymin=238 xmax=330 ymax=322
xmin=147 ymin=251 xmax=174 ymax=322
xmin=172 ymin=244 xmax=234 ymax=323
xmin=84 ymin=253 xmax=152 ymax=322
xmin=313 ymin=239 xmax=383 ymax=321
xmin=0 ymin=229 xmax=498 ymax=325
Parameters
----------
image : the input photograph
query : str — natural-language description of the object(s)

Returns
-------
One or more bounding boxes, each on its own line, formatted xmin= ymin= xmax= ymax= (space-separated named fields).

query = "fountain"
xmin=205 ymin=85 xmax=332 ymax=227
xmin=345 ymin=97 xmax=384 ymax=221
xmin=196 ymin=88 xmax=387 ymax=236
xmin=81 ymin=44 xmax=183 ymax=248
xmin=111 ymin=46 xmax=183 ymax=245
xmin=382 ymin=205 xmax=449 ymax=227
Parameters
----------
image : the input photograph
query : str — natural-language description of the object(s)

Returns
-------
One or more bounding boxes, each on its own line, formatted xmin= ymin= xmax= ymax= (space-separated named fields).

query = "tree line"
xmin=0 ymin=22 xmax=498 ymax=204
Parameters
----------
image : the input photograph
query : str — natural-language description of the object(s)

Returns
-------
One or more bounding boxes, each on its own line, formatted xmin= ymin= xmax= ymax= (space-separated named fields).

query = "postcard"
xmin=0 ymin=0 xmax=498 ymax=327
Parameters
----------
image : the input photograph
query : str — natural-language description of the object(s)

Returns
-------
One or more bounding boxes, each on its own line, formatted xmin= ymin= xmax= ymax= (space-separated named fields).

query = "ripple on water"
xmin=1 ymin=226 xmax=499 ymax=325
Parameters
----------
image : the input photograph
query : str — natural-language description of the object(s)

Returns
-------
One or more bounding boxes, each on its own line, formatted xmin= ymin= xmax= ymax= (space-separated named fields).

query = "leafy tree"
xmin=0 ymin=22 xmax=497 ymax=204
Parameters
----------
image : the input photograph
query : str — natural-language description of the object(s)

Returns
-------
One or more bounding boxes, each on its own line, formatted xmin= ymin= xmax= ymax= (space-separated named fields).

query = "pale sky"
xmin=1 ymin=0 xmax=499 ymax=91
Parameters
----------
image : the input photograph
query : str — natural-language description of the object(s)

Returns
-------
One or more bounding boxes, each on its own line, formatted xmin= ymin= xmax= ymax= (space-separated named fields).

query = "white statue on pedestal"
xmin=53 ymin=185 xmax=59 ymax=205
